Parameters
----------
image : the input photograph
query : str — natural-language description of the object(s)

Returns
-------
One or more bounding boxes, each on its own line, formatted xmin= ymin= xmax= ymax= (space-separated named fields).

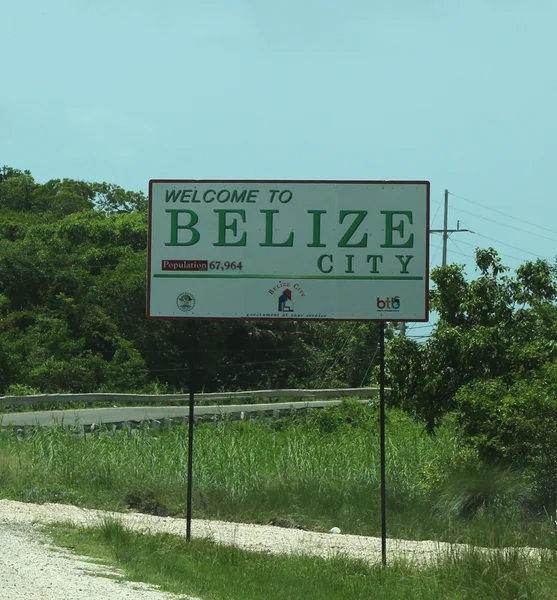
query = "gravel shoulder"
xmin=1 ymin=498 xmax=461 ymax=566
xmin=0 ymin=518 xmax=196 ymax=600
xmin=0 ymin=499 xmax=544 ymax=599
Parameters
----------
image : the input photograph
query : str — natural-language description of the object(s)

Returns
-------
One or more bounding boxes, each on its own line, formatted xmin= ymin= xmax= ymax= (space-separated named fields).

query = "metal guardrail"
xmin=0 ymin=387 xmax=385 ymax=408
xmin=1 ymin=399 xmax=379 ymax=429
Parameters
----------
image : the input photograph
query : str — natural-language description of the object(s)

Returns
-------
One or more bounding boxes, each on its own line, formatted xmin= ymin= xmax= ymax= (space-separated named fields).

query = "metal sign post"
xmin=379 ymin=322 xmax=387 ymax=565
xmin=186 ymin=321 xmax=197 ymax=542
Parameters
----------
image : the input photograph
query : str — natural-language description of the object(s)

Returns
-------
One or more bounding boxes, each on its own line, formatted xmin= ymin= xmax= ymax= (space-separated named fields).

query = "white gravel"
xmin=0 ymin=519 xmax=197 ymax=600
xmin=0 ymin=499 xmax=544 ymax=599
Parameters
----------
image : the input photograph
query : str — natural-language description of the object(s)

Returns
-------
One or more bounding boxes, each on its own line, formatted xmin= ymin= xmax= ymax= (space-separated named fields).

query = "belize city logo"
xmin=278 ymin=289 xmax=294 ymax=312
xmin=268 ymin=282 xmax=306 ymax=313
xmin=176 ymin=292 xmax=196 ymax=313
xmin=376 ymin=296 xmax=401 ymax=311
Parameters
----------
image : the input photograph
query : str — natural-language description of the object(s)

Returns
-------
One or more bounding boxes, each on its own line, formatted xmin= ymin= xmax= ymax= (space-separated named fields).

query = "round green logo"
xmin=176 ymin=292 xmax=196 ymax=313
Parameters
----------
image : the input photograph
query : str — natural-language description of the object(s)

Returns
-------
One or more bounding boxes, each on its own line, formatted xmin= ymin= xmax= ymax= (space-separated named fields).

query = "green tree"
xmin=386 ymin=249 xmax=557 ymax=431
xmin=91 ymin=182 xmax=147 ymax=213
xmin=0 ymin=172 xmax=36 ymax=212
xmin=456 ymin=362 xmax=557 ymax=506
xmin=0 ymin=167 xmax=384 ymax=394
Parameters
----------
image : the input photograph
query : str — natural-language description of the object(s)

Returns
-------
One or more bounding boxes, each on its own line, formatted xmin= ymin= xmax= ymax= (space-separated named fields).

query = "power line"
xmin=148 ymin=356 xmax=307 ymax=373
xmin=428 ymin=199 xmax=444 ymax=264
xmin=449 ymin=232 xmax=528 ymax=263
xmin=437 ymin=237 xmax=473 ymax=260
xmin=471 ymin=231 xmax=549 ymax=260
xmin=450 ymin=205 xmax=557 ymax=243
xmin=449 ymin=192 xmax=557 ymax=237
xmin=360 ymin=344 xmax=379 ymax=387
xmin=449 ymin=237 xmax=476 ymax=261
xmin=430 ymin=201 xmax=443 ymax=229
xmin=0 ymin=264 xmax=120 ymax=273
xmin=319 ymin=323 xmax=357 ymax=383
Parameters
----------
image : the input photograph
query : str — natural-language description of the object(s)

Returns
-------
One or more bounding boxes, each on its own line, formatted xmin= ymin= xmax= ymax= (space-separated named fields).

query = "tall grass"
xmin=0 ymin=403 xmax=553 ymax=547
xmin=47 ymin=520 xmax=557 ymax=600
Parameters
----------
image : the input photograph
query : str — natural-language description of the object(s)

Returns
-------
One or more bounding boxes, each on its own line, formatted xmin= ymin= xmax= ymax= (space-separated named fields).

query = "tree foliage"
xmin=386 ymin=248 xmax=557 ymax=432
xmin=0 ymin=166 xmax=380 ymax=394
xmin=386 ymin=247 xmax=557 ymax=503
xmin=456 ymin=363 xmax=557 ymax=506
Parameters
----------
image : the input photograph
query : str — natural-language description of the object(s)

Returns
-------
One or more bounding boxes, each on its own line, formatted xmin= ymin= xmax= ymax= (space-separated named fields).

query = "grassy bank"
xmin=46 ymin=517 xmax=557 ymax=600
xmin=0 ymin=402 xmax=554 ymax=548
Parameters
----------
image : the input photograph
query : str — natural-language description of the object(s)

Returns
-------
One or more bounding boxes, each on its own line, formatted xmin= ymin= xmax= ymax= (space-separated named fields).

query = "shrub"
xmin=456 ymin=362 xmax=557 ymax=507
xmin=432 ymin=464 xmax=534 ymax=521
xmin=301 ymin=399 xmax=378 ymax=434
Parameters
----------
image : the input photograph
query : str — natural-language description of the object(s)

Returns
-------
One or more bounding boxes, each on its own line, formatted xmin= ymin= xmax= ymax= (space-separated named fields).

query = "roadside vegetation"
xmin=45 ymin=516 xmax=557 ymax=600
xmin=1 ymin=402 xmax=556 ymax=550
xmin=2 ymin=165 xmax=557 ymax=596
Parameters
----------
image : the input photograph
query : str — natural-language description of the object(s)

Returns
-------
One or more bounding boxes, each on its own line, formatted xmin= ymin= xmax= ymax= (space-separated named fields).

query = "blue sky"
xmin=2 ymin=0 xmax=556 ymax=332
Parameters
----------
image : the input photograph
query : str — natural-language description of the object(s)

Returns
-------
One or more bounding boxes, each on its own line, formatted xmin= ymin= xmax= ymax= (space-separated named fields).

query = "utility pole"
xmin=431 ymin=189 xmax=471 ymax=267
xmin=442 ymin=189 xmax=449 ymax=266
xmin=400 ymin=189 xmax=470 ymax=339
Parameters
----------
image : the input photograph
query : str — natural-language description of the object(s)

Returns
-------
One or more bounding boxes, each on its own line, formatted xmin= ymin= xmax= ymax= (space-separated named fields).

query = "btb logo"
xmin=376 ymin=296 xmax=400 ymax=310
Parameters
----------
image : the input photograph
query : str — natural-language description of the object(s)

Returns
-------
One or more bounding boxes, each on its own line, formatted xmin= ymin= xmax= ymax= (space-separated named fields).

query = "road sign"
xmin=148 ymin=180 xmax=430 ymax=321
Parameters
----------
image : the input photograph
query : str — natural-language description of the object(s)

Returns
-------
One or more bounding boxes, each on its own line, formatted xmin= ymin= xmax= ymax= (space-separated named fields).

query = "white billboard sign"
xmin=147 ymin=180 xmax=430 ymax=321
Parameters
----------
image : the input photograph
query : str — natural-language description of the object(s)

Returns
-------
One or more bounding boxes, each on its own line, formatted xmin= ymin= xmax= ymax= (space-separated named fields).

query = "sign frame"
xmin=147 ymin=179 xmax=430 ymax=322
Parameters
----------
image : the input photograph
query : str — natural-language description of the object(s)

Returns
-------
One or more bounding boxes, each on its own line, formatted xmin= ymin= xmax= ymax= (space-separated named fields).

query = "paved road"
xmin=1 ymin=399 xmax=354 ymax=428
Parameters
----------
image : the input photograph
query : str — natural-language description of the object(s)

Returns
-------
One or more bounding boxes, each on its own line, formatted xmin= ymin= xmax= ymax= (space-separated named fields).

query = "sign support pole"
xmin=186 ymin=320 xmax=197 ymax=542
xmin=379 ymin=321 xmax=387 ymax=565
